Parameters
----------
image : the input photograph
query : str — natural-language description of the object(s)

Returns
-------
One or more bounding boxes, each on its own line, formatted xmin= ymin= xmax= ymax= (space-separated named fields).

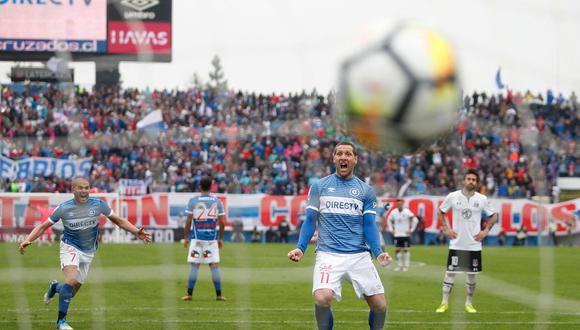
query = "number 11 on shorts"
xmin=320 ymin=271 xmax=330 ymax=283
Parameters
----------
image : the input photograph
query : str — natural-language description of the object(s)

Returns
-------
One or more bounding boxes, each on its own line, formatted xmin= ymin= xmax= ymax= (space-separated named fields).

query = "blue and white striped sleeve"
xmin=362 ymin=186 xmax=378 ymax=216
xmin=306 ymin=182 xmax=320 ymax=213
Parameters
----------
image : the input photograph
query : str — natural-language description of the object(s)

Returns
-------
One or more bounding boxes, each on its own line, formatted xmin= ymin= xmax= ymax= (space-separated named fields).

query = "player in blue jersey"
xmin=288 ymin=141 xmax=392 ymax=330
xmin=181 ymin=175 xmax=227 ymax=302
xmin=19 ymin=178 xmax=151 ymax=330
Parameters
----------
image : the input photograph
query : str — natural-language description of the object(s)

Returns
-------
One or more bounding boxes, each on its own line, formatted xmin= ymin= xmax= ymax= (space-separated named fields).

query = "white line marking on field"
xmin=0 ymin=319 xmax=578 ymax=325
xmin=1 ymin=307 xmax=579 ymax=316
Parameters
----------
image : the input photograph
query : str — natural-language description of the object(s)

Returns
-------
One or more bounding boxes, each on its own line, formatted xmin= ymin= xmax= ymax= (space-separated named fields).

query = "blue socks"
xmin=368 ymin=309 xmax=387 ymax=330
xmin=210 ymin=266 xmax=222 ymax=296
xmin=315 ymin=304 xmax=334 ymax=330
xmin=187 ymin=264 xmax=201 ymax=295
xmin=186 ymin=264 xmax=224 ymax=298
xmin=58 ymin=284 xmax=73 ymax=321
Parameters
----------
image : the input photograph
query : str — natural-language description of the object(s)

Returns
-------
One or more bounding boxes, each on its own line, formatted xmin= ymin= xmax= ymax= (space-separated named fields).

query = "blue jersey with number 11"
xmin=186 ymin=194 xmax=225 ymax=241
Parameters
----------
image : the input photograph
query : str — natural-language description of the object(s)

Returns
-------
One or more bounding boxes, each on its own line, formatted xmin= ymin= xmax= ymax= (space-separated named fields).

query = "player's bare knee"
xmin=313 ymin=289 xmax=333 ymax=306
xmin=209 ymin=263 xmax=219 ymax=268
xmin=367 ymin=294 xmax=386 ymax=312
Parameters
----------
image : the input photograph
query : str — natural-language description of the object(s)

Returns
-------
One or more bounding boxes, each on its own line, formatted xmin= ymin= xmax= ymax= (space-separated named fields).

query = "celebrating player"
xmin=288 ymin=141 xmax=392 ymax=330
xmin=181 ymin=175 xmax=227 ymax=302
xmin=435 ymin=169 xmax=497 ymax=314
xmin=19 ymin=178 xmax=151 ymax=330
xmin=386 ymin=198 xmax=418 ymax=271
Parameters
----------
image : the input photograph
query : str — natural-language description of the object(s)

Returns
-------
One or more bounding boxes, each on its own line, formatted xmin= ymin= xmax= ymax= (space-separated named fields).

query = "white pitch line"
xmin=0 ymin=319 xmax=578 ymax=325
xmin=1 ymin=307 xmax=579 ymax=316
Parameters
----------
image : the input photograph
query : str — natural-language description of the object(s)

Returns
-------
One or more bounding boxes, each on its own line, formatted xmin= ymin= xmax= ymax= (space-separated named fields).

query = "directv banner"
xmin=0 ymin=156 xmax=92 ymax=180
xmin=0 ymin=0 xmax=107 ymax=53
xmin=0 ymin=193 xmax=578 ymax=237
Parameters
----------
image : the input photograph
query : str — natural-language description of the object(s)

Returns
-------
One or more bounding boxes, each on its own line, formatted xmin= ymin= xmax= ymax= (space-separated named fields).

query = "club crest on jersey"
xmin=350 ymin=188 xmax=360 ymax=197
xmin=89 ymin=209 xmax=96 ymax=216
xmin=474 ymin=202 xmax=480 ymax=208
xmin=461 ymin=209 xmax=472 ymax=219
xmin=319 ymin=263 xmax=333 ymax=272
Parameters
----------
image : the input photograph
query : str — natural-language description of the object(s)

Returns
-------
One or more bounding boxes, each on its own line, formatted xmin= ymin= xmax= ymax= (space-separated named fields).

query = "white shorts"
xmin=312 ymin=251 xmax=384 ymax=301
xmin=187 ymin=239 xmax=220 ymax=264
xmin=59 ymin=242 xmax=94 ymax=284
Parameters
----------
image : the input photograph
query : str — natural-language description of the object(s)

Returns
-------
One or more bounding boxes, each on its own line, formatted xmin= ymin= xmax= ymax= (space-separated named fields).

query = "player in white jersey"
xmin=435 ymin=169 xmax=497 ymax=314
xmin=19 ymin=178 xmax=152 ymax=330
xmin=386 ymin=199 xmax=418 ymax=271
xmin=288 ymin=141 xmax=392 ymax=330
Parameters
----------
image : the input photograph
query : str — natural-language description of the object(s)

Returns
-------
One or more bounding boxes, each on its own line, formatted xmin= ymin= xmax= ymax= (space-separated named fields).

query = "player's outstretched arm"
xmin=108 ymin=213 xmax=152 ymax=243
xmin=19 ymin=220 xmax=53 ymax=254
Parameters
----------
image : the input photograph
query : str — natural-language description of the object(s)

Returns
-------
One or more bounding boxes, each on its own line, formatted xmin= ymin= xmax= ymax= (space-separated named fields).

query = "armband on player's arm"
xmin=296 ymin=208 xmax=318 ymax=253
xmin=363 ymin=213 xmax=383 ymax=258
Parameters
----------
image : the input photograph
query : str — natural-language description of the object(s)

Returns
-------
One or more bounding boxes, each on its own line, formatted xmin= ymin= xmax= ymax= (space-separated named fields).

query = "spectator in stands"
xmin=251 ymin=226 xmax=261 ymax=243
xmin=265 ymin=226 xmax=278 ymax=243
xmin=230 ymin=220 xmax=245 ymax=242
xmin=414 ymin=215 xmax=425 ymax=245
xmin=497 ymin=229 xmax=507 ymax=246
xmin=1 ymin=83 xmax=576 ymax=200
xmin=278 ymin=219 xmax=290 ymax=243
xmin=515 ymin=225 xmax=528 ymax=246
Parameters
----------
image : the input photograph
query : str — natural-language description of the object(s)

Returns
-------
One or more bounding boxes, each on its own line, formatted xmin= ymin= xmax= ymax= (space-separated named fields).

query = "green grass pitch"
xmin=1 ymin=243 xmax=579 ymax=329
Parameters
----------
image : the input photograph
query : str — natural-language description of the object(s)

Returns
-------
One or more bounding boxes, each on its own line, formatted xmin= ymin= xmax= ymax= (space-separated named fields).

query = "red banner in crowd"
xmin=0 ymin=193 xmax=577 ymax=236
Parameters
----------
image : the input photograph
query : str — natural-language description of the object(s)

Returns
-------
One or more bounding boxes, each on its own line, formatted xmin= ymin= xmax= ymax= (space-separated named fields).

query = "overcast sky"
xmin=1 ymin=0 xmax=579 ymax=95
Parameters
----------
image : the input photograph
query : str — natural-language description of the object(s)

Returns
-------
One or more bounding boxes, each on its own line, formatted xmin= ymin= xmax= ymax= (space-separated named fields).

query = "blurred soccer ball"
xmin=338 ymin=23 xmax=461 ymax=152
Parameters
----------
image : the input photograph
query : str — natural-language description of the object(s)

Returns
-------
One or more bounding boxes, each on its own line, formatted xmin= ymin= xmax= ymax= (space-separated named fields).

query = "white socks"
xmin=441 ymin=272 xmax=456 ymax=304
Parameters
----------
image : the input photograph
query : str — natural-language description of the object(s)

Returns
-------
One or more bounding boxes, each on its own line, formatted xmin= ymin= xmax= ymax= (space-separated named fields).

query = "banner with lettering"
xmin=118 ymin=179 xmax=148 ymax=196
xmin=0 ymin=193 xmax=578 ymax=236
xmin=0 ymin=156 xmax=92 ymax=180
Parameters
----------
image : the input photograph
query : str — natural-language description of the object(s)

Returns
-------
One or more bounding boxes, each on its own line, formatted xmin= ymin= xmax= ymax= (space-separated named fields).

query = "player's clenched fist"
xmin=19 ymin=240 xmax=32 ymax=254
xmin=377 ymin=252 xmax=392 ymax=268
xmin=287 ymin=248 xmax=304 ymax=262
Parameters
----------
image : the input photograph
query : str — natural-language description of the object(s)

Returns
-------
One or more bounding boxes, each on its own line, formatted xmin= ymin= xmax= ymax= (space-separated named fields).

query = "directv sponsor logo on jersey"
xmin=67 ymin=218 xmax=99 ymax=229
xmin=0 ymin=0 xmax=94 ymax=6
xmin=321 ymin=196 xmax=362 ymax=215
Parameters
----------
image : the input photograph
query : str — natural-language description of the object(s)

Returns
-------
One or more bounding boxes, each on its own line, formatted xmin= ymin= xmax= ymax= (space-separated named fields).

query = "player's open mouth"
xmin=339 ymin=164 xmax=348 ymax=169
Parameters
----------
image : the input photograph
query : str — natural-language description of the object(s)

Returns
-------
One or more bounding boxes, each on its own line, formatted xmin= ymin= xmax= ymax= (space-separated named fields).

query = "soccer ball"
xmin=338 ymin=23 xmax=461 ymax=152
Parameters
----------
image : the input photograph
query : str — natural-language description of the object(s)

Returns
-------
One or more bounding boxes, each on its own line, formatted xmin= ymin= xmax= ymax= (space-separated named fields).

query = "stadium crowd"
xmin=0 ymin=83 xmax=577 ymax=200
